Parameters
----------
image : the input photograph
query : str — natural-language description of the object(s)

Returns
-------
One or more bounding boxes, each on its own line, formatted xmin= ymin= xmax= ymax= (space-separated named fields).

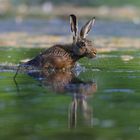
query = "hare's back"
xmin=43 ymin=45 xmax=70 ymax=57
xmin=42 ymin=45 xmax=74 ymax=69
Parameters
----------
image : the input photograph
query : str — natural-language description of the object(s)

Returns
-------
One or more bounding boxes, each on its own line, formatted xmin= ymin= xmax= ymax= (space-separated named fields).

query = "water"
xmin=0 ymin=18 xmax=140 ymax=37
xmin=0 ymin=17 xmax=140 ymax=139
xmin=0 ymin=47 xmax=140 ymax=140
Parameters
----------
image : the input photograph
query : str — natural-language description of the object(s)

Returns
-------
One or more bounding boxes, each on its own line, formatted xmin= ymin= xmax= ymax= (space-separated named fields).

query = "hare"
xmin=25 ymin=14 xmax=96 ymax=69
xmin=14 ymin=14 xmax=96 ymax=79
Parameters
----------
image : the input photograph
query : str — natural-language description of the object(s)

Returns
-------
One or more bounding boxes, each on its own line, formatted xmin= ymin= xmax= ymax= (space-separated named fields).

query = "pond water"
xmin=0 ymin=47 xmax=140 ymax=140
xmin=0 ymin=17 xmax=140 ymax=139
xmin=0 ymin=18 xmax=140 ymax=37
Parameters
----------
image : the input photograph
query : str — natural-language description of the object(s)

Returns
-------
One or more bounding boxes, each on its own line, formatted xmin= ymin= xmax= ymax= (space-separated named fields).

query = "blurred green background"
xmin=0 ymin=0 xmax=140 ymax=20
xmin=4 ymin=0 xmax=140 ymax=6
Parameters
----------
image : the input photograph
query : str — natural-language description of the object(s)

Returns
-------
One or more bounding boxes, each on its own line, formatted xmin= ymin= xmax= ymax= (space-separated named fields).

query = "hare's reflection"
xmin=28 ymin=70 xmax=97 ymax=128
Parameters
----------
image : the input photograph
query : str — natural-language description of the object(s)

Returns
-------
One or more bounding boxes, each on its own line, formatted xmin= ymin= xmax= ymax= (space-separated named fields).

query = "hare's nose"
xmin=93 ymin=50 xmax=97 ymax=55
xmin=94 ymin=50 xmax=97 ymax=54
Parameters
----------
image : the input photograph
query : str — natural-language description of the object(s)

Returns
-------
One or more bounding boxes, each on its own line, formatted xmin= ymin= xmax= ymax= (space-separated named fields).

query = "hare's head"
xmin=70 ymin=14 xmax=97 ymax=58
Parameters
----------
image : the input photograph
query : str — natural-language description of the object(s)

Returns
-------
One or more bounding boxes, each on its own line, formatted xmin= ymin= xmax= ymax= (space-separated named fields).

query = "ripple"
xmin=98 ymin=54 xmax=118 ymax=58
xmin=108 ymin=69 xmax=140 ymax=73
xmin=100 ymin=120 xmax=115 ymax=128
xmin=127 ymin=76 xmax=140 ymax=79
xmin=0 ymin=63 xmax=17 ymax=71
xmin=104 ymin=88 xmax=134 ymax=94
xmin=92 ymin=118 xmax=116 ymax=128
xmin=121 ymin=55 xmax=134 ymax=62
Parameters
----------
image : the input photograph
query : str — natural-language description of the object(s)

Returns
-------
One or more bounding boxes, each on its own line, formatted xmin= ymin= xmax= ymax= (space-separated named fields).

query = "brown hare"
xmin=14 ymin=14 xmax=96 ymax=78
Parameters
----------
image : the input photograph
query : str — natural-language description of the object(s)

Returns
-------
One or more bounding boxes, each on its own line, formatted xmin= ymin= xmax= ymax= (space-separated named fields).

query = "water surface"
xmin=0 ymin=47 xmax=140 ymax=140
xmin=0 ymin=18 xmax=140 ymax=37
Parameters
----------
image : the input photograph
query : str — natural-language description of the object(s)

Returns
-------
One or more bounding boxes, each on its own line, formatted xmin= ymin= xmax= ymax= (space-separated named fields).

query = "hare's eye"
xmin=81 ymin=41 xmax=85 ymax=46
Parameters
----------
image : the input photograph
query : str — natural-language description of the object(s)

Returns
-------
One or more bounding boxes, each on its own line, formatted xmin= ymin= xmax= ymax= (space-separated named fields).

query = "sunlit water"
xmin=0 ymin=18 xmax=140 ymax=37
xmin=0 ymin=47 xmax=140 ymax=140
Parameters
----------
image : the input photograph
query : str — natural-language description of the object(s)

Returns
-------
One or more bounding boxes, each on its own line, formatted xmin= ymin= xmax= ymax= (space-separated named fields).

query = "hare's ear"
xmin=80 ymin=17 xmax=95 ymax=39
xmin=70 ymin=14 xmax=78 ymax=38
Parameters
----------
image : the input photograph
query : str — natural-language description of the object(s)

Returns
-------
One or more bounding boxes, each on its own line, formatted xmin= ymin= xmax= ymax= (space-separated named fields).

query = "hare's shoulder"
xmin=41 ymin=45 xmax=71 ymax=58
